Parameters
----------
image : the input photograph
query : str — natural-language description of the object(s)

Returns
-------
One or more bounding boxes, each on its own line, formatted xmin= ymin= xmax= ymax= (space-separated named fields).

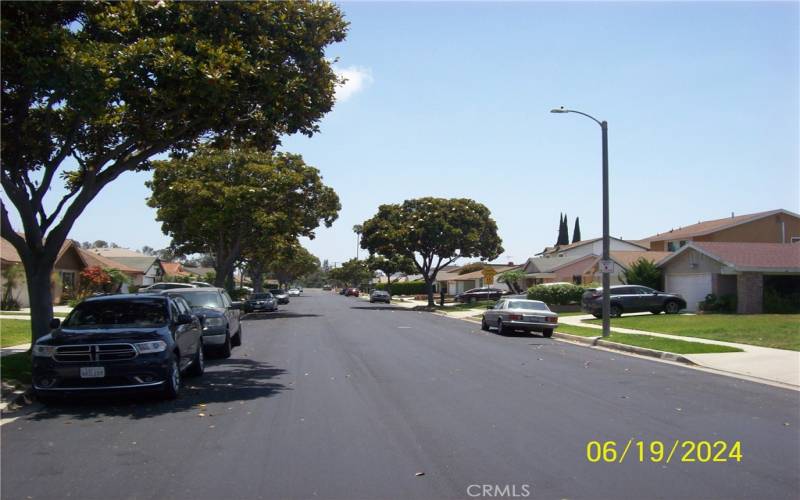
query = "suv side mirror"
xmin=176 ymin=313 xmax=194 ymax=325
xmin=49 ymin=318 xmax=61 ymax=329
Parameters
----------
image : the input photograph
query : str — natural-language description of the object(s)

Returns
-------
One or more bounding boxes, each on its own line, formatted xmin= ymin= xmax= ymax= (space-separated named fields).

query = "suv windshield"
xmin=63 ymin=299 xmax=168 ymax=329
xmin=251 ymin=293 xmax=273 ymax=300
xmin=172 ymin=291 xmax=224 ymax=308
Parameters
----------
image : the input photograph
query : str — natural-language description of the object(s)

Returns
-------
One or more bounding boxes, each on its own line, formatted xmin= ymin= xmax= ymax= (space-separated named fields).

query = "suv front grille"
xmin=53 ymin=344 xmax=137 ymax=362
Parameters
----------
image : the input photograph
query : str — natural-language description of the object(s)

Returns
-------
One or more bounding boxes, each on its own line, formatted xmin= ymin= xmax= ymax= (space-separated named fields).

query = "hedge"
xmin=376 ymin=281 xmax=428 ymax=296
xmin=526 ymin=283 xmax=587 ymax=305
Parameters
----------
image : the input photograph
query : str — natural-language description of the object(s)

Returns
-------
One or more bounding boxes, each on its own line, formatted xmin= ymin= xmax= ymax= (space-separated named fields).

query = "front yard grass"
xmin=0 ymin=319 xmax=32 ymax=347
xmin=585 ymin=314 xmax=800 ymax=351
xmin=556 ymin=324 xmax=742 ymax=354
xmin=0 ymin=352 xmax=32 ymax=386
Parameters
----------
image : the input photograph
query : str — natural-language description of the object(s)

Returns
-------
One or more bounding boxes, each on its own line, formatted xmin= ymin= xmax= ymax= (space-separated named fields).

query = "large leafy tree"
xmin=1 ymin=1 xmax=347 ymax=341
xmin=366 ymin=254 xmax=415 ymax=288
xmin=360 ymin=197 xmax=504 ymax=306
xmin=266 ymin=243 xmax=320 ymax=289
xmin=147 ymin=148 xmax=340 ymax=289
xmin=328 ymin=258 xmax=371 ymax=288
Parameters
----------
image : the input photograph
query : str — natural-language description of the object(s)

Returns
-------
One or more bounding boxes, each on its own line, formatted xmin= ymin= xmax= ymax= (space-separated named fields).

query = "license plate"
xmin=80 ymin=367 xmax=105 ymax=378
xmin=523 ymin=315 xmax=544 ymax=322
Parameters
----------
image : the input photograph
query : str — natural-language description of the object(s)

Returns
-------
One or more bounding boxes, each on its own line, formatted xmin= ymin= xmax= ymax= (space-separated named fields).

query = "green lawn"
xmin=0 ymin=352 xmax=32 ymax=386
xmin=557 ymin=324 xmax=741 ymax=355
xmin=585 ymin=314 xmax=800 ymax=351
xmin=0 ymin=319 xmax=32 ymax=347
xmin=1 ymin=311 xmax=68 ymax=317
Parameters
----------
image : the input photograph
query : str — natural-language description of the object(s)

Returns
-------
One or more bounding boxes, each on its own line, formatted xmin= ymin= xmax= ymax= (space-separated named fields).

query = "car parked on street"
xmin=370 ymin=290 xmax=391 ymax=304
xmin=481 ymin=299 xmax=558 ymax=337
xmin=159 ymin=288 xmax=243 ymax=358
xmin=32 ymin=294 xmax=204 ymax=401
xmin=455 ymin=287 xmax=505 ymax=303
xmin=287 ymin=288 xmax=301 ymax=297
xmin=323 ymin=284 xmax=332 ymax=291
xmin=270 ymin=288 xmax=290 ymax=304
xmin=344 ymin=288 xmax=360 ymax=297
xmin=244 ymin=292 xmax=278 ymax=313
xmin=138 ymin=282 xmax=198 ymax=292
xmin=581 ymin=285 xmax=687 ymax=318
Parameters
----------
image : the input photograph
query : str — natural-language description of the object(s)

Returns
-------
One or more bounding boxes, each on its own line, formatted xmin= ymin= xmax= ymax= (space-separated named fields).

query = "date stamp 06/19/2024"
xmin=586 ymin=440 xmax=743 ymax=464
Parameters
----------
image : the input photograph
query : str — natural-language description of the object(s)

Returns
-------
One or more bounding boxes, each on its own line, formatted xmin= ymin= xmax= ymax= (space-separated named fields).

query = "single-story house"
xmin=2 ymin=237 xmax=90 ymax=306
xmin=436 ymin=264 xmax=521 ymax=295
xmin=162 ymin=262 xmax=195 ymax=279
xmin=88 ymin=248 xmax=165 ymax=286
xmin=521 ymin=254 xmax=599 ymax=287
xmin=78 ymin=248 xmax=142 ymax=290
xmin=658 ymin=241 xmax=800 ymax=313
xmin=537 ymin=237 xmax=648 ymax=258
xmin=581 ymin=251 xmax=673 ymax=286
xmin=640 ymin=209 xmax=800 ymax=252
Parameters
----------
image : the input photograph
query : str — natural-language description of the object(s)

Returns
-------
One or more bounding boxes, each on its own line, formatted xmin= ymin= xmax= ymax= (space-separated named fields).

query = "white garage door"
xmin=666 ymin=273 xmax=712 ymax=311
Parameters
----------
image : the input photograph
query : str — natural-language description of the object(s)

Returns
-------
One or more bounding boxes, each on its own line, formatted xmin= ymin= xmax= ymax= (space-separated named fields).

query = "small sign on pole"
xmin=599 ymin=260 xmax=614 ymax=274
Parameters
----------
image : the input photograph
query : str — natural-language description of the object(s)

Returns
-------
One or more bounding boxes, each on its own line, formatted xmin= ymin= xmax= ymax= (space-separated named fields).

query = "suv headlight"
xmin=204 ymin=317 xmax=225 ymax=328
xmin=32 ymin=345 xmax=55 ymax=357
xmin=135 ymin=340 xmax=167 ymax=354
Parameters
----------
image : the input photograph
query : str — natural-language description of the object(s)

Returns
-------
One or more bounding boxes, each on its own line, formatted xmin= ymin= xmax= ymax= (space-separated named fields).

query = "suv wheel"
xmin=163 ymin=356 xmax=181 ymax=400
xmin=232 ymin=325 xmax=242 ymax=347
xmin=187 ymin=342 xmax=204 ymax=377
xmin=219 ymin=333 xmax=232 ymax=358
xmin=664 ymin=301 xmax=680 ymax=314
xmin=609 ymin=305 xmax=623 ymax=318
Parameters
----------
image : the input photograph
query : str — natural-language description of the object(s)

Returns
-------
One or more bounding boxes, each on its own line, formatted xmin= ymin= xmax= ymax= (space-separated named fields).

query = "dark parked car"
xmin=581 ymin=285 xmax=687 ymax=318
xmin=269 ymin=288 xmax=290 ymax=304
xmin=370 ymin=290 xmax=391 ymax=303
xmin=160 ymin=288 xmax=243 ymax=358
xmin=244 ymin=292 xmax=278 ymax=313
xmin=32 ymin=294 xmax=204 ymax=401
xmin=455 ymin=287 xmax=505 ymax=303
xmin=344 ymin=288 xmax=360 ymax=297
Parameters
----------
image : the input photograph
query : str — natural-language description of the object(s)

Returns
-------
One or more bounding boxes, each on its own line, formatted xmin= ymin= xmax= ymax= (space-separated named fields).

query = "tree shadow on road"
xmin=21 ymin=357 xmax=289 ymax=422
xmin=242 ymin=312 xmax=320 ymax=320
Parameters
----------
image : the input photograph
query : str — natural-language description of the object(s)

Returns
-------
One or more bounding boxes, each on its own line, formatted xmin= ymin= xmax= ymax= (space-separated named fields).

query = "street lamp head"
xmin=550 ymin=107 xmax=568 ymax=113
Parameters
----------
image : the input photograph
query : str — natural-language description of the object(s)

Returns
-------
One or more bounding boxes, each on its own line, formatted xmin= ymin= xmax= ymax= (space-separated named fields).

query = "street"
xmin=2 ymin=290 xmax=798 ymax=500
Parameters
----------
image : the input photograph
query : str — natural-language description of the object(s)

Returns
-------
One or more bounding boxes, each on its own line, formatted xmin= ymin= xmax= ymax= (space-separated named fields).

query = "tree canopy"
xmin=147 ymin=148 xmax=340 ymax=289
xmin=366 ymin=254 xmax=415 ymax=286
xmin=1 ymin=1 xmax=347 ymax=341
xmin=328 ymin=259 xmax=371 ymax=288
xmin=360 ymin=197 xmax=503 ymax=306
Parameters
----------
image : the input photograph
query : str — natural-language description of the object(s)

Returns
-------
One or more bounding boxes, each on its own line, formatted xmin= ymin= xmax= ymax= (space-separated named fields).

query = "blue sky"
xmin=5 ymin=1 xmax=799 ymax=266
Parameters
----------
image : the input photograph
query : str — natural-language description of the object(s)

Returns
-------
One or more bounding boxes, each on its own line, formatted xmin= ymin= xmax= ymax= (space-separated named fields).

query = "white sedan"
xmin=481 ymin=299 xmax=558 ymax=337
xmin=287 ymin=288 xmax=301 ymax=297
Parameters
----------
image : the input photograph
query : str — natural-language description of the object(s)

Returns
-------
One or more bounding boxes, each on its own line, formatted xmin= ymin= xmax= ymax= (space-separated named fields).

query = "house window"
xmin=572 ymin=275 xmax=582 ymax=285
xmin=667 ymin=240 xmax=689 ymax=252
xmin=60 ymin=271 xmax=76 ymax=290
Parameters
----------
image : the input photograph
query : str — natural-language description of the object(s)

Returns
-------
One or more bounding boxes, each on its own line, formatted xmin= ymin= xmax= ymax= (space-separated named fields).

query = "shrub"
xmin=698 ymin=293 xmax=737 ymax=313
xmin=763 ymin=288 xmax=800 ymax=314
xmin=376 ymin=281 xmax=428 ymax=296
xmin=527 ymin=283 xmax=586 ymax=305
xmin=621 ymin=258 xmax=662 ymax=290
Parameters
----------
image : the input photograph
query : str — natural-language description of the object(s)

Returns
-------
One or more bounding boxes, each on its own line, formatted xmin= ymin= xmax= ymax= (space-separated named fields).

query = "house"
xmin=641 ymin=209 xmax=800 ymax=252
xmin=537 ymin=237 xmax=648 ymax=258
xmin=658 ymin=242 xmax=800 ymax=313
xmin=77 ymin=248 xmax=142 ymax=288
xmin=161 ymin=262 xmax=195 ymax=279
xmin=436 ymin=264 xmax=520 ymax=295
xmin=581 ymin=251 xmax=673 ymax=286
xmin=88 ymin=248 xmax=165 ymax=286
xmin=521 ymin=254 xmax=599 ymax=286
xmin=2 ymin=237 xmax=89 ymax=306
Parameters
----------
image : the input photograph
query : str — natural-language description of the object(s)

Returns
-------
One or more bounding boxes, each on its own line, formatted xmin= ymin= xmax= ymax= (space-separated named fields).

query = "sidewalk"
xmin=560 ymin=314 xmax=800 ymax=388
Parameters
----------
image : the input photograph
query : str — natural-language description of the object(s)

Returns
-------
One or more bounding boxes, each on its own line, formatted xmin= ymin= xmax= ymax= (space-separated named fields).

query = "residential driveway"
xmin=560 ymin=314 xmax=800 ymax=387
xmin=1 ymin=292 xmax=798 ymax=500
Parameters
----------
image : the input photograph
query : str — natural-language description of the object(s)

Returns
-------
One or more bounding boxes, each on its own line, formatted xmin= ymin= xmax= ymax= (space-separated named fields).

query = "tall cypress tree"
xmin=572 ymin=217 xmax=582 ymax=243
xmin=559 ymin=213 xmax=570 ymax=245
xmin=555 ymin=213 xmax=563 ymax=246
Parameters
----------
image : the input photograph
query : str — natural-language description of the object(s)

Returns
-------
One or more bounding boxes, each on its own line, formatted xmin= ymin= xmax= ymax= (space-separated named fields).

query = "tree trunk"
xmin=24 ymin=258 xmax=56 ymax=343
xmin=425 ymin=278 xmax=435 ymax=307
xmin=251 ymin=269 xmax=264 ymax=293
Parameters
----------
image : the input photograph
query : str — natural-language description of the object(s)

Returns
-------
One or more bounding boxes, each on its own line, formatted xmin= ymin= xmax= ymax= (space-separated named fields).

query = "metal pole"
xmin=601 ymin=121 xmax=610 ymax=338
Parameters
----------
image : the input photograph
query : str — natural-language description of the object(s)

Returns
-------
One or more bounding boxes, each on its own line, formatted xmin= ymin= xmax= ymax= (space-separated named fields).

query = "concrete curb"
xmin=552 ymin=332 xmax=696 ymax=365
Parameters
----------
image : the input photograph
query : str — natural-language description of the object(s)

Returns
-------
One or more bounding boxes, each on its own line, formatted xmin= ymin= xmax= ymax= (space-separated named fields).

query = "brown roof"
xmin=538 ymin=237 xmax=648 ymax=255
xmin=691 ymin=242 xmax=800 ymax=269
xmin=78 ymin=247 xmax=141 ymax=274
xmin=1 ymin=237 xmax=85 ymax=266
xmin=610 ymin=251 xmax=672 ymax=269
xmin=162 ymin=262 xmax=192 ymax=276
xmin=642 ymin=209 xmax=799 ymax=242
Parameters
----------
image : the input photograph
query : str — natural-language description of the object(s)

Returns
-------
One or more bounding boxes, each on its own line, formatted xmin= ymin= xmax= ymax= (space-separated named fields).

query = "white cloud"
xmin=334 ymin=66 xmax=373 ymax=102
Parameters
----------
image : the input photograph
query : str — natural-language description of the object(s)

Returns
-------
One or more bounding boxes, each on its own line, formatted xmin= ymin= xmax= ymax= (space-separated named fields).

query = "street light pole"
xmin=551 ymin=107 xmax=611 ymax=338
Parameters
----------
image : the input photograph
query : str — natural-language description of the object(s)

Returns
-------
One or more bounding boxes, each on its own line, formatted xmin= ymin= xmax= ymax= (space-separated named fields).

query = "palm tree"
xmin=352 ymin=224 xmax=363 ymax=259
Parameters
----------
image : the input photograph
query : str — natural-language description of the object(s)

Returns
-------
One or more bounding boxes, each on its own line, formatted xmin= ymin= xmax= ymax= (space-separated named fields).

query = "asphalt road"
xmin=2 ymin=291 xmax=798 ymax=500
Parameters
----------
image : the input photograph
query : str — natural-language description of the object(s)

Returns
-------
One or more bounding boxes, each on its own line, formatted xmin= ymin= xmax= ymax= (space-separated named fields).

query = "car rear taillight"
xmin=547 ymin=316 xmax=557 ymax=323
xmin=509 ymin=314 xmax=522 ymax=321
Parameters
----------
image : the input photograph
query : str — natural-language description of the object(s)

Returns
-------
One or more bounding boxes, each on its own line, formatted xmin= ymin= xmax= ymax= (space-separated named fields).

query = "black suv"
xmin=581 ymin=285 xmax=687 ymax=318
xmin=160 ymin=288 xmax=243 ymax=358
xmin=455 ymin=287 xmax=505 ymax=303
xmin=32 ymin=294 xmax=204 ymax=401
